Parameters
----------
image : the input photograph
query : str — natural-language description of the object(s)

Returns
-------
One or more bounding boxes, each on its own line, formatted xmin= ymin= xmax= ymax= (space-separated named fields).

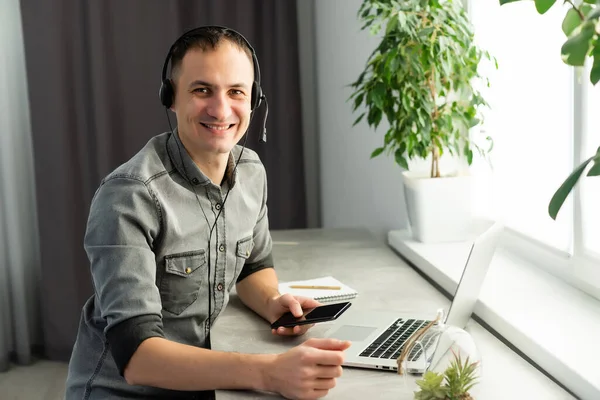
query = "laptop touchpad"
xmin=329 ymin=325 xmax=376 ymax=341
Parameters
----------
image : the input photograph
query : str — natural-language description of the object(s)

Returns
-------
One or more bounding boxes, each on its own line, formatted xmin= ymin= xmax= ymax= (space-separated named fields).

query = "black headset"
xmin=159 ymin=25 xmax=268 ymax=142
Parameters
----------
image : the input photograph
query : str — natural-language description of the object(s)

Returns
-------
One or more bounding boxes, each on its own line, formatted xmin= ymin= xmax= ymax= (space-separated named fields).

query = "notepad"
xmin=278 ymin=276 xmax=358 ymax=302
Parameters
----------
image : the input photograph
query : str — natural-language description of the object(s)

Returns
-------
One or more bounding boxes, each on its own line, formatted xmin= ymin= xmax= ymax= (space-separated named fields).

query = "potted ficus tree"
xmin=350 ymin=0 xmax=495 ymax=243
xmin=499 ymin=0 xmax=600 ymax=220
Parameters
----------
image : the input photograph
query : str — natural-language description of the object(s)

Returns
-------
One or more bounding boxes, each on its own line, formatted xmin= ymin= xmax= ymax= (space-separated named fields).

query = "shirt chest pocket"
xmin=160 ymin=250 xmax=206 ymax=315
xmin=229 ymin=236 xmax=254 ymax=290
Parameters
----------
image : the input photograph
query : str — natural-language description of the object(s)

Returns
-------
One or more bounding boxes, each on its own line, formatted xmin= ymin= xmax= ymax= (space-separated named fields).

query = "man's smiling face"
xmin=171 ymin=40 xmax=254 ymax=158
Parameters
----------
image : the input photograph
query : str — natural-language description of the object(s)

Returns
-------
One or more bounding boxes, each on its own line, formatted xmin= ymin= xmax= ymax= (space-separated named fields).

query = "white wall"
xmin=313 ymin=0 xmax=409 ymax=237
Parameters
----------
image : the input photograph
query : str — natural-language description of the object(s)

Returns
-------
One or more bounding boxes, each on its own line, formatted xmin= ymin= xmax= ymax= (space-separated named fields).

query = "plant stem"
xmin=428 ymin=64 xmax=440 ymax=178
xmin=431 ymin=147 xmax=435 ymax=177
xmin=564 ymin=0 xmax=585 ymax=20
xmin=428 ymin=67 xmax=438 ymax=118
xmin=431 ymin=146 xmax=440 ymax=178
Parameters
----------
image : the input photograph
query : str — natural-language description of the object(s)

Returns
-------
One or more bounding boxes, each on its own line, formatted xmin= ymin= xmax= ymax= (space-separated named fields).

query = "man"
xmin=65 ymin=26 xmax=350 ymax=400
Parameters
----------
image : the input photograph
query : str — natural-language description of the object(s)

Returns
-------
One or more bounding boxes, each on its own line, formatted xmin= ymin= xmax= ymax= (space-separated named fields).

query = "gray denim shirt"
xmin=65 ymin=131 xmax=273 ymax=399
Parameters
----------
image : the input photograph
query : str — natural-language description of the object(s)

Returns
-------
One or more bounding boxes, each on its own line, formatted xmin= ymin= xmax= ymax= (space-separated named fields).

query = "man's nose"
xmin=206 ymin=92 xmax=231 ymax=121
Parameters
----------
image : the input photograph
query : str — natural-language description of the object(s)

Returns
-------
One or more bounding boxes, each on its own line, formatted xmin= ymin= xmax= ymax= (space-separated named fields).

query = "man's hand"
xmin=265 ymin=338 xmax=352 ymax=400
xmin=268 ymin=294 xmax=321 ymax=336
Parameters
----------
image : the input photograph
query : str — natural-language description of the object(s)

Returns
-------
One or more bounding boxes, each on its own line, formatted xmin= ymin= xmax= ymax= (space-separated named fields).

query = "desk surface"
xmin=212 ymin=228 xmax=574 ymax=399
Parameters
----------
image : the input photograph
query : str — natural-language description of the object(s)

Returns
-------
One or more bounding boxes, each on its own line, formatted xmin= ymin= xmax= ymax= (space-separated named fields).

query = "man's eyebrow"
xmin=188 ymin=80 xmax=250 ymax=90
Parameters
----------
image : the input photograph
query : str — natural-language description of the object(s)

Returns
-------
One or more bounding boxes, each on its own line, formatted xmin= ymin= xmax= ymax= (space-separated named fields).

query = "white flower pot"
xmin=402 ymin=171 xmax=473 ymax=243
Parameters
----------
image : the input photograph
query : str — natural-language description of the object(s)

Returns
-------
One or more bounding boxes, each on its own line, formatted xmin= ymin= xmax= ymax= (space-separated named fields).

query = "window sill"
xmin=388 ymin=229 xmax=600 ymax=400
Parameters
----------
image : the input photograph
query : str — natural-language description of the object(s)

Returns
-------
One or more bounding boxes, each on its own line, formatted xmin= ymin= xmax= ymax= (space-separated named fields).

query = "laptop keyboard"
xmin=359 ymin=318 xmax=433 ymax=361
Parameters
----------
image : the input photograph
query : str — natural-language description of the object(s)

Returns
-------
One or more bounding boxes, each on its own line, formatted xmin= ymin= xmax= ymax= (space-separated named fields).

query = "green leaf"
xmin=587 ymin=147 xmax=600 ymax=176
xmin=367 ymin=107 xmax=383 ymax=128
xmin=370 ymin=147 xmax=385 ymax=158
xmin=587 ymin=157 xmax=600 ymax=176
xmin=562 ymin=9 xmax=582 ymax=37
xmin=591 ymin=58 xmax=600 ymax=84
xmin=499 ymin=0 xmax=523 ymax=4
xmin=468 ymin=117 xmax=481 ymax=128
xmin=419 ymin=27 xmax=435 ymax=38
xmin=548 ymin=153 xmax=597 ymax=219
xmin=397 ymin=11 xmax=407 ymax=29
xmin=591 ymin=42 xmax=600 ymax=85
xmin=580 ymin=5 xmax=594 ymax=18
xmin=354 ymin=92 xmax=365 ymax=110
xmin=372 ymin=82 xmax=387 ymax=109
xmin=535 ymin=0 xmax=557 ymax=14
xmin=352 ymin=70 xmax=366 ymax=87
xmin=561 ymin=22 xmax=595 ymax=66
xmin=395 ymin=148 xmax=409 ymax=169
xmin=386 ymin=13 xmax=399 ymax=35
xmin=587 ymin=7 xmax=600 ymax=20
xmin=486 ymin=136 xmax=495 ymax=152
xmin=353 ymin=112 xmax=366 ymax=126
xmin=583 ymin=0 xmax=598 ymax=4
xmin=399 ymin=141 xmax=406 ymax=155
xmin=359 ymin=5 xmax=370 ymax=19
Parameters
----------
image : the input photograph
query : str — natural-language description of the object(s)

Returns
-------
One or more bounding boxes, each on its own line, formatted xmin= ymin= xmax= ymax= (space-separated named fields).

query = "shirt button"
xmin=219 ymin=244 xmax=225 ymax=252
xmin=185 ymin=267 xmax=192 ymax=274
xmin=217 ymin=283 xmax=224 ymax=291
xmin=215 ymin=203 xmax=222 ymax=210
xmin=191 ymin=178 xmax=200 ymax=185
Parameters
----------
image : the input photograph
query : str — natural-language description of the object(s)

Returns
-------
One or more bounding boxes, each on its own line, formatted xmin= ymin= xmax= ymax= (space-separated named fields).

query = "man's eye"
xmin=230 ymin=89 xmax=244 ymax=96
xmin=193 ymin=88 xmax=208 ymax=94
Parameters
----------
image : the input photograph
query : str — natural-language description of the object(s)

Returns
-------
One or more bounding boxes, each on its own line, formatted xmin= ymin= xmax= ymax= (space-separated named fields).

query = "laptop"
xmin=324 ymin=221 xmax=503 ymax=373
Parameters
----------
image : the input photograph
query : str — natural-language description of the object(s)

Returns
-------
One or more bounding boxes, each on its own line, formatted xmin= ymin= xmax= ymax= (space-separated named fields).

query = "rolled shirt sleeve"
xmin=236 ymin=165 xmax=274 ymax=282
xmin=84 ymin=176 xmax=164 ymax=375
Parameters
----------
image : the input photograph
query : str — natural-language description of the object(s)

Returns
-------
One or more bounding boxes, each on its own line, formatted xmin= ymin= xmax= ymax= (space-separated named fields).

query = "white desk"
xmin=212 ymin=228 xmax=575 ymax=399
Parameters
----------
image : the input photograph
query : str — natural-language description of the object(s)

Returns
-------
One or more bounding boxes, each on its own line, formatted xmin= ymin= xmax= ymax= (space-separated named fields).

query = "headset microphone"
xmin=260 ymin=96 xmax=268 ymax=143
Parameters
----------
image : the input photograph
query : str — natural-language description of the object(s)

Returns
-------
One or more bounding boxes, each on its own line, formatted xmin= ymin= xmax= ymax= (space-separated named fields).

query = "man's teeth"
xmin=203 ymin=123 xmax=230 ymax=130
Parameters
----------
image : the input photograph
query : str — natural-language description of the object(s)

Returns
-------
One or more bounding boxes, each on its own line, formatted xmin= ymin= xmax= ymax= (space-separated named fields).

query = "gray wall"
xmin=0 ymin=0 xmax=42 ymax=366
xmin=300 ymin=0 xmax=409 ymax=237
xmin=296 ymin=0 xmax=321 ymax=229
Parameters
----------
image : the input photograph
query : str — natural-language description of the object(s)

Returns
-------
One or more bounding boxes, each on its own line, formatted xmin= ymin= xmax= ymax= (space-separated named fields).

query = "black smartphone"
xmin=270 ymin=302 xmax=352 ymax=329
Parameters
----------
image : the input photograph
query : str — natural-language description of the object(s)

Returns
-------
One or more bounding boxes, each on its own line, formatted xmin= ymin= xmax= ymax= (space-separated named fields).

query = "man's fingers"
xmin=271 ymin=324 xmax=315 ymax=336
xmin=294 ymin=324 xmax=314 ymax=335
xmin=313 ymin=377 xmax=337 ymax=390
xmin=297 ymin=297 xmax=322 ymax=309
xmin=304 ymin=337 xmax=352 ymax=351
xmin=311 ymin=349 xmax=346 ymax=366
xmin=275 ymin=327 xmax=294 ymax=336
xmin=279 ymin=294 xmax=303 ymax=317
xmin=313 ymin=365 xmax=343 ymax=379
xmin=311 ymin=389 xmax=330 ymax=399
xmin=273 ymin=326 xmax=299 ymax=336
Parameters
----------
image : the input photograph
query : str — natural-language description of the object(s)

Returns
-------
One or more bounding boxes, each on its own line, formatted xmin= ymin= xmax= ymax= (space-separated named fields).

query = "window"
xmin=582 ymin=67 xmax=600 ymax=257
xmin=470 ymin=1 xmax=574 ymax=252
xmin=468 ymin=1 xmax=600 ymax=296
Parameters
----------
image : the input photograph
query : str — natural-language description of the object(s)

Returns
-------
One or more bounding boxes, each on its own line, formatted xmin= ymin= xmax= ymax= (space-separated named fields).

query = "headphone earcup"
xmin=251 ymin=81 xmax=262 ymax=111
xmin=159 ymin=79 xmax=174 ymax=108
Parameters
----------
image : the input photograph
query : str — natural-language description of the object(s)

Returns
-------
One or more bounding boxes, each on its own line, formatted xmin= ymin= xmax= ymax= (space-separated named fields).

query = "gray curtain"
xmin=0 ymin=0 xmax=43 ymax=372
xmin=18 ymin=0 xmax=307 ymax=362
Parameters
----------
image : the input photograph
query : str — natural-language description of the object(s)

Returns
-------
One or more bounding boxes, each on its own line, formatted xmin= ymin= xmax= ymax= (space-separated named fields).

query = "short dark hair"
xmin=169 ymin=26 xmax=254 ymax=83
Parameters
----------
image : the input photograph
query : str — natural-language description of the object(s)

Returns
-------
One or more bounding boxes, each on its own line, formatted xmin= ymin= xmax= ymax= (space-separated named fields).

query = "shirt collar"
xmin=166 ymin=128 xmax=238 ymax=189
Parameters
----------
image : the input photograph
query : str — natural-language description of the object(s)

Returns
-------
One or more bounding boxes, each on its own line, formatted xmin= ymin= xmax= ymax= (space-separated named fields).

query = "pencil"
xmin=289 ymin=285 xmax=341 ymax=290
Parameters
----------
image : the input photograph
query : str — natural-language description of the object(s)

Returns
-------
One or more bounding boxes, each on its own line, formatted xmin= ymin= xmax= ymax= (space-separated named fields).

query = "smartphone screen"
xmin=271 ymin=302 xmax=351 ymax=329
